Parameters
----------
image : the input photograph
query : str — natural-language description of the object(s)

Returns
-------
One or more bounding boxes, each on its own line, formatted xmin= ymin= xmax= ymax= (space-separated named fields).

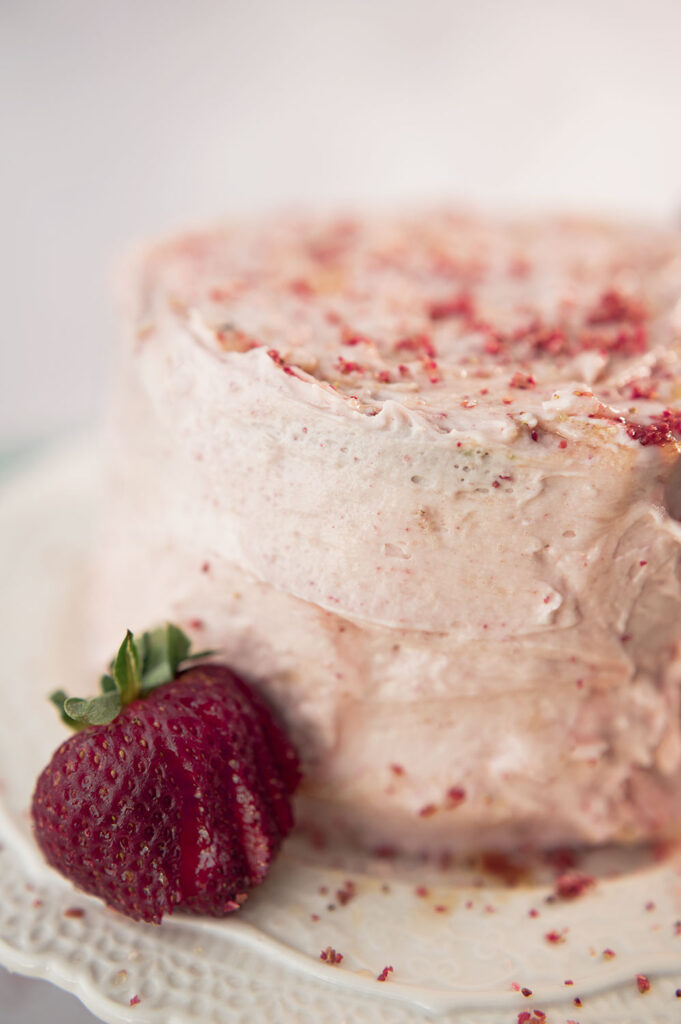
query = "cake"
xmin=94 ymin=210 xmax=681 ymax=856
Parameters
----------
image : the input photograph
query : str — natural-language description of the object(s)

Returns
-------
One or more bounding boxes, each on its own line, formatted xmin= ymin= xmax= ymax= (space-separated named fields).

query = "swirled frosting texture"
xmin=95 ymin=211 xmax=681 ymax=853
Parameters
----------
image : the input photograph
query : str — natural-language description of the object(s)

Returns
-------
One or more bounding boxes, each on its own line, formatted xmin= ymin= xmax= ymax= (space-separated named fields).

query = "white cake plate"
xmin=1 ymin=438 xmax=681 ymax=1024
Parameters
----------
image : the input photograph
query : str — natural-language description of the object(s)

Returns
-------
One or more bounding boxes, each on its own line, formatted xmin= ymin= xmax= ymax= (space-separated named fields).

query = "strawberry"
xmin=31 ymin=625 xmax=300 ymax=923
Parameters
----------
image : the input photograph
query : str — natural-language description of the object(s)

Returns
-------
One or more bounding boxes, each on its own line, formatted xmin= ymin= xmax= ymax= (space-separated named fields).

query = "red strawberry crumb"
xmin=63 ymin=907 xmax=85 ymax=919
xmin=310 ymin=914 xmax=319 ymax=921
xmin=395 ymin=333 xmax=437 ymax=359
xmin=559 ymin=439 xmax=568 ymax=449
xmin=511 ymin=982 xmax=520 ymax=991
xmin=342 ymin=329 xmax=372 ymax=346
xmin=335 ymin=880 xmax=356 ymax=906
xmin=528 ymin=908 xmax=539 ymax=918
xmin=481 ymin=851 xmax=524 ymax=886
xmin=545 ymin=929 xmax=567 ymax=944
xmin=335 ymin=355 xmax=364 ymax=374
xmin=427 ymin=292 xmax=474 ymax=321
xmin=517 ymin=1014 xmax=531 ymax=1024
xmin=554 ymin=871 xmax=595 ymax=900
xmin=376 ymin=965 xmax=393 ymax=982
xmin=533 ymin=1013 xmax=546 ymax=1022
xmin=603 ymin=948 xmax=616 ymax=960
xmin=415 ymin=885 xmax=429 ymax=898
xmin=374 ymin=845 xmax=397 ymax=859
xmin=445 ymin=785 xmax=466 ymax=807
xmin=636 ymin=974 xmax=651 ymax=993
xmin=390 ymin=764 xmax=405 ymax=776
xmin=530 ymin=429 xmax=539 ymax=442
xmin=509 ymin=372 xmax=536 ymax=389
xmin=320 ymin=947 xmax=343 ymax=965
xmin=573 ymin=997 xmax=583 ymax=1006
xmin=586 ymin=289 xmax=646 ymax=326
xmin=200 ymin=562 xmax=210 ymax=573
xmin=419 ymin=803 xmax=438 ymax=818
xmin=676 ymin=988 xmax=681 ymax=996
xmin=564 ymin=979 xmax=574 ymax=986
xmin=434 ymin=904 xmax=447 ymax=913
xmin=521 ymin=987 xmax=532 ymax=997
xmin=129 ymin=995 xmax=140 ymax=1006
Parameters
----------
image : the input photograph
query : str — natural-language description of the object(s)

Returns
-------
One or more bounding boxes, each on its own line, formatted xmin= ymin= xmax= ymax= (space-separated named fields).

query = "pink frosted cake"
xmin=95 ymin=210 xmax=681 ymax=855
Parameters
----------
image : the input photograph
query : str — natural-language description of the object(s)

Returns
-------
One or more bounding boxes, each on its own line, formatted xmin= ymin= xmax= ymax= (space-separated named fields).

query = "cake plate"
xmin=1 ymin=437 xmax=681 ymax=1024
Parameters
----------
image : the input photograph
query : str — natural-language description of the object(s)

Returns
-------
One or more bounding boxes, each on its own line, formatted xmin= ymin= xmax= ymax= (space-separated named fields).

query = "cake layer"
xmin=94 ymin=211 xmax=681 ymax=853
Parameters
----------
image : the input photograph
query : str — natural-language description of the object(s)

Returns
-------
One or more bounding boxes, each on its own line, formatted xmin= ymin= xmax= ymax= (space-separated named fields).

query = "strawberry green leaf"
xmin=112 ymin=631 xmax=142 ymax=704
xmin=100 ymin=674 xmax=117 ymax=694
xmin=49 ymin=690 xmax=84 ymax=730
xmin=49 ymin=622 xmax=214 ymax=731
xmin=63 ymin=690 xmax=122 ymax=726
xmin=140 ymin=623 xmax=192 ymax=693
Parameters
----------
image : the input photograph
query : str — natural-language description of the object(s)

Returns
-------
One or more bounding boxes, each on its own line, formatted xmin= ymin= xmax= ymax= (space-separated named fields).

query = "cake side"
xmin=93 ymin=211 xmax=681 ymax=853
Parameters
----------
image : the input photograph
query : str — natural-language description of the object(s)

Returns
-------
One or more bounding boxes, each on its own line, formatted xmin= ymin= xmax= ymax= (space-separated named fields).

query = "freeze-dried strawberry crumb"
xmin=545 ymin=929 xmax=567 ymax=944
xmin=335 ymin=356 xmax=364 ymax=374
xmin=129 ymin=995 xmax=140 ymax=1007
xmin=521 ymin=986 xmax=532 ymax=997
xmin=395 ymin=333 xmax=437 ymax=358
xmin=481 ymin=851 xmax=524 ymax=886
xmin=335 ymin=880 xmax=356 ymax=906
xmin=554 ymin=871 xmax=595 ymax=900
xmin=517 ymin=1013 xmax=532 ymax=1024
xmin=509 ymin=372 xmax=536 ymax=389
xmin=603 ymin=948 xmax=616 ymax=959
xmin=445 ymin=785 xmax=466 ymax=807
xmin=586 ymin=288 xmax=646 ymax=326
xmin=573 ymin=997 xmax=583 ymax=1007
xmin=428 ymin=292 xmax=474 ymax=321
xmin=415 ymin=885 xmax=429 ymax=898
xmin=377 ymin=965 xmax=393 ymax=982
xmin=63 ymin=907 xmax=85 ymax=919
xmin=636 ymin=973 xmax=651 ymax=993
xmin=320 ymin=947 xmax=343 ymax=965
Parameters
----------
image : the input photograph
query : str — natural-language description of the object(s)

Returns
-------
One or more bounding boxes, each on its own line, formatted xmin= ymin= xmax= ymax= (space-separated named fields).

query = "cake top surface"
xmin=137 ymin=210 xmax=681 ymax=446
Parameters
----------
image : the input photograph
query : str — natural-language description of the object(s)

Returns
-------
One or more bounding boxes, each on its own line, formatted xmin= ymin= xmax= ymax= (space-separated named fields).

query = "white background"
xmin=3 ymin=0 xmax=681 ymax=445
xmin=1 ymin=1 xmax=681 ymax=1020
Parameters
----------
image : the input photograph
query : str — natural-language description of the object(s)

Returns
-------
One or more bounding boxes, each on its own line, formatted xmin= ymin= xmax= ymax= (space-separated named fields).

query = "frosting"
xmin=94 ymin=211 xmax=681 ymax=853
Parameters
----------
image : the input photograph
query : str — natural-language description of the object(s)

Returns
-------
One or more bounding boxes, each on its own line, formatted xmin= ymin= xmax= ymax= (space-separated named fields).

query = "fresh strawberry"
xmin=31 ymin=625 xmax=300 ymax=923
